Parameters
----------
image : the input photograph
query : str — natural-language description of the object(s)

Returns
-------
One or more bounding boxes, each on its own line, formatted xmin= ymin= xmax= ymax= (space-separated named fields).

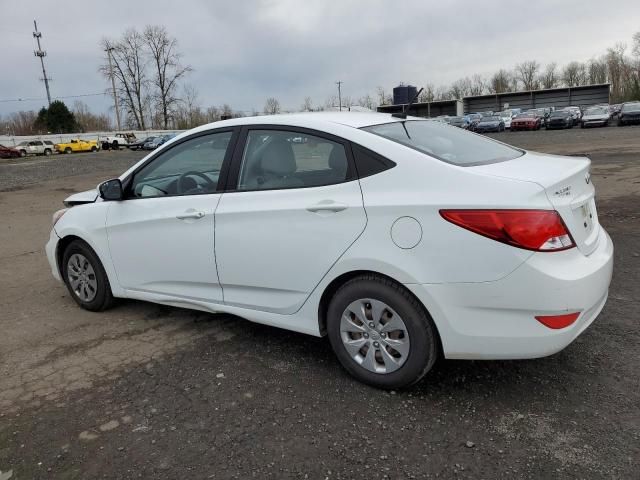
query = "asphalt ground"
xmin=0 ymin=125 xmax=639 ymax=479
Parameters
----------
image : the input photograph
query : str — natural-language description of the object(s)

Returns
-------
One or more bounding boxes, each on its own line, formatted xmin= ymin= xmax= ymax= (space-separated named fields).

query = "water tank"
xmin=393 ymin=85 xmax=418 ymax=105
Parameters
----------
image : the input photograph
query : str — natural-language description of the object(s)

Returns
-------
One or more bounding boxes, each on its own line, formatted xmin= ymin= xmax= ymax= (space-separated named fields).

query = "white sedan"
xmin=46 ymin=112 xmax=613 ymax=389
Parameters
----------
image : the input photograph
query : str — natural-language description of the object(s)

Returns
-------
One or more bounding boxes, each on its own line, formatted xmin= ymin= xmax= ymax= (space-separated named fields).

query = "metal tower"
xmin=33 ymin=20 xmax=52 ymax=106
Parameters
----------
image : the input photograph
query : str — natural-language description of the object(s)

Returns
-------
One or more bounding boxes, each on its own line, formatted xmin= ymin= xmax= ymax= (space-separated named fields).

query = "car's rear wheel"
xmin=62 ymin=240 xmax=114 ymax=311
xmin=327 ymin=275 xmax=438 ymax=389
xmin=20 ymin=150 xmax=27 ymax=157
xmin=91 ymin=146 xmax=97 ymax=152
xmin=112 ymin=140 xmax=119 ymax=150
xmin=44 ymin=148 xmax=52 ymax=156
xmin=64 ymin=147 xmax=72 ymax=154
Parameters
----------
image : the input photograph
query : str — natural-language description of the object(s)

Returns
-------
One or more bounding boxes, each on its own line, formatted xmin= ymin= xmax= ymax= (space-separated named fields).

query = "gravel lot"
xmin=0 ymin=126 xmax=639 ymax=479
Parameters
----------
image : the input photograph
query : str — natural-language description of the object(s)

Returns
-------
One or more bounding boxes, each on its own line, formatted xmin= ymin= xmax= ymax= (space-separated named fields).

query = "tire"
xmin=65 ymin=147 xmax=72 ymax=154
xmin=62 ymin=240 xmax=114 ymax=312
xmin=617 ymin=120 xmax=624 ymax=127
xmin=44 ymin=149 xmax=52 ymax=156
xmin=326 ymin=274 xmax=439 ymax=389
xmin=91 ymin=146 xmax=97 ymax=152
xmin=20 ymin=150 xmax=27 ymax=157
xmin=581 ymin=123 xmax=585 ymax=129
xmin=112 ymin=140 xmax=119 ymax=150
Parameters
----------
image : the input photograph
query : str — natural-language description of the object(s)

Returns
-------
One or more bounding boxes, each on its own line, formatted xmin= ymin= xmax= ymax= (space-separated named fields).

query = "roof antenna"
xmin=392 ymin=87 xmax=423 ymax=119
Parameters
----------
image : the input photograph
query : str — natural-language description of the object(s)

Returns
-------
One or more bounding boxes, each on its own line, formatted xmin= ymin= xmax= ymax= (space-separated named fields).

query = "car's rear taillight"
xmin=439 ymin=209 xmax=575 ymax=252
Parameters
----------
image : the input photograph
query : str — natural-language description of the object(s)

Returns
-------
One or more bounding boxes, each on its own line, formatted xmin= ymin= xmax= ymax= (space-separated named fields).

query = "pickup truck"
xmin=13 ymin=140 xmax=56 ymax=156
xmin=100 ymin=132 xmax=137 ymax=150
xmin=54 ymin=139 xmax=99 ymax=154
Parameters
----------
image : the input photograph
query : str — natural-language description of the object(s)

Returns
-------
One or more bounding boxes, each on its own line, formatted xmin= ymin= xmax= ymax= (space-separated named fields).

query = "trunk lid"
xmin=472 ymin=151 xmax=600 ymax=255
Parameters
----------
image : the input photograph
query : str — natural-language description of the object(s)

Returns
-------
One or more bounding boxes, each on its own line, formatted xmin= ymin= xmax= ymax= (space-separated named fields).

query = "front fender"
xmin=54 ymin=202 xmax=126 ymax=297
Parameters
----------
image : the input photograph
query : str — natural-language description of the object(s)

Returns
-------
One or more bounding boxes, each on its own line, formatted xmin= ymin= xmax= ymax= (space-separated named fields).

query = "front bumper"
xmin=407 ymin=227 xmax=613 ymax=360
xmin=45 ymin=228 xmax=62 ymax=282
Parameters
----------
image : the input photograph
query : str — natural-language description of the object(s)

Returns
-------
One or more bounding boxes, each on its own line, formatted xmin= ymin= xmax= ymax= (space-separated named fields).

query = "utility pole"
xmin=105 ymin=47 xmax=121 ymax=131
xmin=32 ymin=20 xmax=52 ymax=106
xmin=336 ymin=81 xmax=343 ymax=111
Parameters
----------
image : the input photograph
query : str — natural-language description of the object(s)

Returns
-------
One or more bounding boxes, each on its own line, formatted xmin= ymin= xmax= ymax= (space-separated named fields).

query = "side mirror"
xmin=98 ymin=178 xmax=123 ymax=201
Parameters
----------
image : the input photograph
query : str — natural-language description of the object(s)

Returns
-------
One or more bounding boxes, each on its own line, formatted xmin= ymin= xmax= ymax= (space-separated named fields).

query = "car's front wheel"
xmin=62 ymin=240 xmax=114 ymax=311
xmin=327 ymin=275 xmax=439 ymax=389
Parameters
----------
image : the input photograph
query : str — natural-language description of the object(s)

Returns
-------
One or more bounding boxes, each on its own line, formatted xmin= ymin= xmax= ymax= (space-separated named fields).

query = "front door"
xmin=106 ymin=130 xmax=235 ymax=302
xmin=215 ymin=128 xmax=366 ymax=314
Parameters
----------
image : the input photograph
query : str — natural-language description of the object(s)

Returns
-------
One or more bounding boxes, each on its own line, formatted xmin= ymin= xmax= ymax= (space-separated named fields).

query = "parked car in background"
xmin=474 ymin=115 xmax=505 ymax=133
xmin=563 ymin=106 xmax=582 ymax=124
xmin=100 ymin=133 xmax=137 ymax=150
xmin=45 ymin=112 xmax=613 ymax=389
xmin=546 ymin=110 xmax=575 ymax=129
xmin=466 ymin=113 xmax=483 ymax=131
xmin=54 ymin=139 xmax=99 ymax=154
xmin=0 ymin=144 xmax=21 ymax=159
xmin=526 ymin=108 xmax=549 ymax=127
xmin=128 ymin=136 xmax=157 ymax=151
xmin=617 ymin=102 xmax=640 ymax=126
xmin=434 ymin=115 xmax=451 ymax=124
xmin=498 ymin=111 xmax=513 ymax=129
xmin=510 ymin=112 xmax=541 ymax=131
xmin=610 ymin=104 xmax=622 ymax=117
xmin=142 ymin=133 xmax=177 ymax=150
xmin=448 ymin=116 xmax=470 ymax=129
xmin=580 ymin=106 xmax=610 ymax=128
xmin=13 ymin=140 xmax=56 ymax=157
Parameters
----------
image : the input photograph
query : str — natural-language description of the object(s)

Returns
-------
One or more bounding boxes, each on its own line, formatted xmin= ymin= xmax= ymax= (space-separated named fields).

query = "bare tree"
xmin=540 ymin=62 xmax=559 ymax=89
xmin=2 ymin=111 xmax=38 ymax=135
xmin=418 ymin=84 xmax=435 ymax=103
xmin=376 ymin=86 xmax=392 ymax=105
xmin=489 ymin=69 xmax=511 ymax=93
xmin=73 ymin=101 xmax=111 ymax=131
xmin=143 ymin=25 xmax=192 ymax=129
xmin=434 ymin=85 xmax=453 ymax=100
xmin=515 ymin=61 xmax=540 ymax=90
xmin=469 ymin=75 xmax=486 ymax=96
xmin=563 ymin=61 xmax=589 ymax=86
xmin=588 ymin=58 xmax=608 ymax=84
xmin=264 ymin=97 xmax=281 ymax=115
xmin=357 ymin=94 xmax=376 ymax=110
xmin=301 ymin=96 xmax=314 ymax=112
xmin=101 ymin=30 xmax=148 ymax=129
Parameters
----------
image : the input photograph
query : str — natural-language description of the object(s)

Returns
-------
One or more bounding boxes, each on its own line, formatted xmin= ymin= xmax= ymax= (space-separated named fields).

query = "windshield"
xmin=481 ymin=116 xmax=500 ymax=122
xmin=622 ymin=102 xmax=640 ymax=112
xmin=586 ymin=108 xmax=607 ymax=115
xmin=362 ymin=120 xmax=523 ymax=166
xmin=550 ymin=111 xmax=567 ymax=117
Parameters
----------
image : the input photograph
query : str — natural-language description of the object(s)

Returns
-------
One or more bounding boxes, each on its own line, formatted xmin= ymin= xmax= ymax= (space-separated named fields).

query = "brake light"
xmin=535 ymin=312 xmax=580 ymax=329
xmin=439 ymin=209 xmax=575 ymax=251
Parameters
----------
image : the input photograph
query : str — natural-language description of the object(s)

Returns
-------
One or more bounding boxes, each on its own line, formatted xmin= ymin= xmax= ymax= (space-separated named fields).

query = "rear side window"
xmin=362 ymin=120 xmax=523 ymax=166
xmin=351 ymin=144 xmax=395 ymax=178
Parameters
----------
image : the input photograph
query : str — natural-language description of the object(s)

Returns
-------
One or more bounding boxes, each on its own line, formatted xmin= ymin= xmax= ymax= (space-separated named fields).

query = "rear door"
xmin=215 ymin=126 xmax=366 ymax=314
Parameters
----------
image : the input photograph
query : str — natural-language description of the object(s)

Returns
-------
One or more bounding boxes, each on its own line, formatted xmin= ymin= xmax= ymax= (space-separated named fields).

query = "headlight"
xmin=52 ymin=208 xmax=68 ymax=226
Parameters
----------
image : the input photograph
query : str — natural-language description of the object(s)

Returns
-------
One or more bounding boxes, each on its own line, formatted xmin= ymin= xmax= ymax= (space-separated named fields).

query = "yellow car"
xmin=54 ymin=139 xmax=99 ymax=154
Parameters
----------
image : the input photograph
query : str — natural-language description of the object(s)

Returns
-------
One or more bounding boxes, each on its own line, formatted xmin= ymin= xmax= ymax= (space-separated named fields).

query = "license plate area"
xmin=573 ymin=199 xmax=596 ymax=237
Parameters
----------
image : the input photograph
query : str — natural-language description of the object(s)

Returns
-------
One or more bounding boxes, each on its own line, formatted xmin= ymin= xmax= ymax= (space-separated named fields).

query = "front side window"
xmin=362 ymin=120 xmax=523 ymax=166
xmin=237 ymin=130 xmax=350 ymax=191
xmin=130 ymin=131 xmax=232 ymax=198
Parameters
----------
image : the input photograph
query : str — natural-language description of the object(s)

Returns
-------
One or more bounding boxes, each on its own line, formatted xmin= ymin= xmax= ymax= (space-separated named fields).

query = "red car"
xmin=510 ymin=113 xmax=541 ymax=131
xmin=0 ymin=144 xmax=21 ymax=159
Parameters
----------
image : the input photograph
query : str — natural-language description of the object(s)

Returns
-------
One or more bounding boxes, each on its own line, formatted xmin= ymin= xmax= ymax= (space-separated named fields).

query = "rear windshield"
xmin=362 ymin=120 xmax=523 ymax=166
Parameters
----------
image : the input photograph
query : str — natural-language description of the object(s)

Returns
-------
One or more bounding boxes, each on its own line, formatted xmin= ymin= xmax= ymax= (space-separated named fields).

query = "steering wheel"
xmin=177 ymin=171 xmax=215 ymax=194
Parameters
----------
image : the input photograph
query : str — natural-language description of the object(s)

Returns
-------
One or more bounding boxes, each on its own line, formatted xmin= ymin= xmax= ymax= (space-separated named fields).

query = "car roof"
xmin=188 ymin=112 xmax=410 ymax=134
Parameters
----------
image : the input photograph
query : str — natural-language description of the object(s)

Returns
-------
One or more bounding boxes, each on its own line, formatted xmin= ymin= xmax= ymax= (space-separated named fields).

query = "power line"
xmin=0 ymin=92 xmax=108 ymax=103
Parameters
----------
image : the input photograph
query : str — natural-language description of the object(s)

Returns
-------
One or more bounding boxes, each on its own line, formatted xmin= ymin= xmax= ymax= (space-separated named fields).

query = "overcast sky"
xmin=1 ymin=0 xmax=639 ymax=118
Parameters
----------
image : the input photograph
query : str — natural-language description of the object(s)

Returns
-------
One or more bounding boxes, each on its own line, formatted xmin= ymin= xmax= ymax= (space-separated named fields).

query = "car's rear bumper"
xmin=407 ymin=227 xmax=613 ymax=360
xmin=46 ymin=228 xmax=62 ymax=282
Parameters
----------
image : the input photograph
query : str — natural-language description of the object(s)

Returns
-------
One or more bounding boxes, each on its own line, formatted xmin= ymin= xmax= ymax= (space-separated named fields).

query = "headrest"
xmin=328 ymin=145 xmax=348 ymax=175
xmin=261 ymin=139 xmax=296 ymax=176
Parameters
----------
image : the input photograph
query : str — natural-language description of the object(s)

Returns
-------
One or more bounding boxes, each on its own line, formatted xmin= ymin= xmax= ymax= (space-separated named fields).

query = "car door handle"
xmin=176 ymin=211 xmax=205 ymax=220
xmin=306 ymin=201 xmax=348 ymax=213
